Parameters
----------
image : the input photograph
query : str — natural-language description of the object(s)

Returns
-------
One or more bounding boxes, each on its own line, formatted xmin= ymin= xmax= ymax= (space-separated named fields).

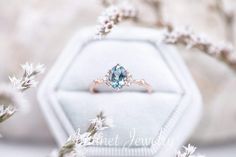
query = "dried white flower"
xmin=91 ymin=117 xmax=103 ymax=129
xmin=77 ymin=132 xmax=93 ymax=146
xmin=0 ymin=84 xmax=28 ymax=123
xmin=55 ymin=111 xmax=113 ymax=157
xmin=21 ymin=62 xmax=45 ymax=76
xmin=162 ymin=28 xmax=236 ymax=71
xmin=0 ymin=62 xmax=44 ymax=123
xmin=183 ymin=144 xmax=197 ymax=155
xmin=176 ymin=144 xmax=205 ymax=157
xmin=9 ymin=62 xmax=45 ymax=91
xmin=90 ymin=112 xmax=114 ymax=130
xmin=95 ymin=2 xmax=137 ymax=38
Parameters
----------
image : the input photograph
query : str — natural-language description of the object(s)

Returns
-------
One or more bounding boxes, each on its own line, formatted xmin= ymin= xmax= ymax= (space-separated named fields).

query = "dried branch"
xmin=50 ymin=112 xmax=113 ymax=157
xmin=95 ymin=2 xmax=137 ymax=38
xmin=209 ymin=0 xmax=235 ymax=43
xmin=0 ymin=62 xmax=45 ymax=123
xmin=96 ymin=1 xmax=236 ymax=72
xmin=163 ymin=28 xmax=236 ymax=71
xmin=9 ymin=62 xmax=45 ymax=92
xmin=176 ymin=144 xmax=204 ymax=157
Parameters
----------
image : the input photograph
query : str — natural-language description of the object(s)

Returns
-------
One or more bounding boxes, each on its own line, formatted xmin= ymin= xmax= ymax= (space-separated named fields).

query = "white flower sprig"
xmin=51 ymin=112 xmax=113 ymax=157
xmin=95 ymin=2 xmax=137 ymax=38
xmin=162 ymin=28 xmax=236 ymax=71
xmin=0 ymin=62 xmax=45 ymax=123
xmin=9 ymin=62 xmax=45 ymax=92
xmin=0 ymin=83 xmax=27 ymax=123
xmin=176 ymin=144 xmax=204 ymax=157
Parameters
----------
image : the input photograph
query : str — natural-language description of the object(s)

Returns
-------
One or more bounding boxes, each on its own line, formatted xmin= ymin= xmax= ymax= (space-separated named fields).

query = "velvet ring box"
xmin=38 ymin=27 xmax=202 ymax=157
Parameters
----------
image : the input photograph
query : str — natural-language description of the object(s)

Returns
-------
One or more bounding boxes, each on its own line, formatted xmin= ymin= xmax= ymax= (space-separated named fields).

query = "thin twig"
xmin=0 ymin=62 xmax=45 ymax=123
xmin=95 ymin=2 xmax=137 ymax=38
xmin=163 ymin=28 xmax=236 ymax=72
xmin=54 ymin=112 xmax=113 ymax=157
xmin=9 ymin=62 xmax=45 ymax=92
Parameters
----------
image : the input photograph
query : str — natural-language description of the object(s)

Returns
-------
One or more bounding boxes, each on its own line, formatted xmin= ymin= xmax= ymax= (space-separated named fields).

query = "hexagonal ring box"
xmin=38 ymin=27 xmax=202 ymax=157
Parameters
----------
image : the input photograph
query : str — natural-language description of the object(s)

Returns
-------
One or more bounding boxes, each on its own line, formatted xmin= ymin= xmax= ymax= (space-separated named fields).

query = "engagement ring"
xmin=90 ymin=64 xmax=152 ymax=93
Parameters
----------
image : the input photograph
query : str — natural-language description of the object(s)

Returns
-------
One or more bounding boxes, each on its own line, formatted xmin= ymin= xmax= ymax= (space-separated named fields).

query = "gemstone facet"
xmin=108 ymin=64 xmax=127 ymax=90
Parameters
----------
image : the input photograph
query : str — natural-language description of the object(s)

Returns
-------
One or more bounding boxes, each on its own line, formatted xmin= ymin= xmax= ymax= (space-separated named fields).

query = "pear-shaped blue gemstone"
xmin=109 ymin=64 xmax=127 ymax=89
